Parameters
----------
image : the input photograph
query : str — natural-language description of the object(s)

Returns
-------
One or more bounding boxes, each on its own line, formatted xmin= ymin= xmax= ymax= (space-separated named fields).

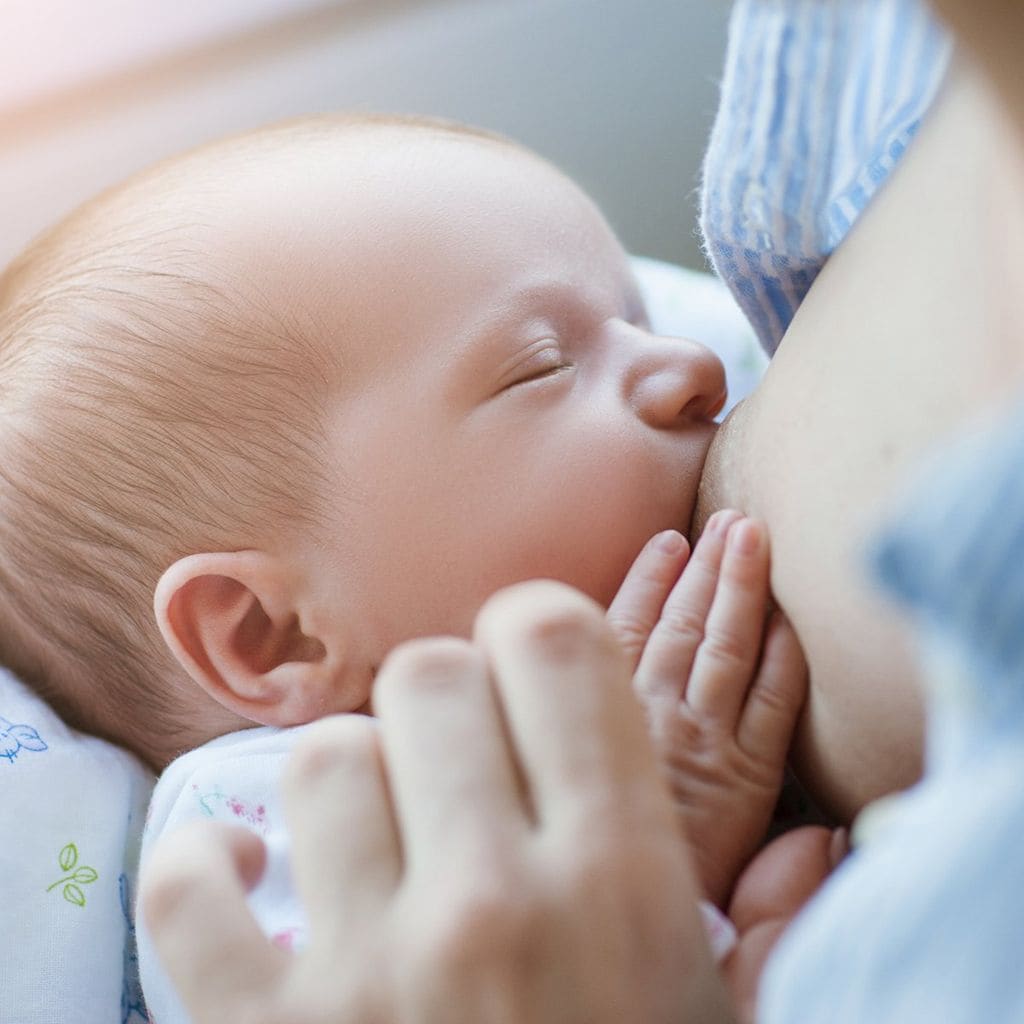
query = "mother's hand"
xmin=141 ymin=580 xmax=736 ymax=1024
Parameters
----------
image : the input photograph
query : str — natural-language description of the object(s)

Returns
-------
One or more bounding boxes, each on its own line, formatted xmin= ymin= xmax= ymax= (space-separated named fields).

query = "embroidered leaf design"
xmin=11 ymin=725 xmax=47 ymax=752
xmin=59 ymin=843 xmax=78 ymax=872
xmin=63 ymin=883 xmax=86 ymax=907
xmin=47 ymin=843 xmax=97 ymax=905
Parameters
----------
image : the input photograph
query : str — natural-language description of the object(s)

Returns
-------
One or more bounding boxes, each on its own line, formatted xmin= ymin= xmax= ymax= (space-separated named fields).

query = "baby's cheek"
xmin=573 ymin=470 xmax=686 ymax=603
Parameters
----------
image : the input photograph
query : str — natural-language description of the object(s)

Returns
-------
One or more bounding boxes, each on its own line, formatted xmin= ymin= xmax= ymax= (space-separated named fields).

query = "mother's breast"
xmin=697 ymin=63 xmax=1024 ymax=822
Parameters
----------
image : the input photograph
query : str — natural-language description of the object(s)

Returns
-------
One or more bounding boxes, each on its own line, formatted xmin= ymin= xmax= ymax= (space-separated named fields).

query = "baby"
xmin=0 ymin=114 xmax=815 ymax=1018
xmin=0 ymin=113 xmax=729 ymax=772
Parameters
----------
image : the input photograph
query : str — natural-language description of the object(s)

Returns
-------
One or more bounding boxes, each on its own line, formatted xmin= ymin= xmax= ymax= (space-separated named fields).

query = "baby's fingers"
xmin=633 ymin=510 xmax=743 ymax=706
xmin=606 ymin=530 xmax=689 ymax=671
xmin=736 ymin=610 xmax=808 ymax=768
xmin=685 ymin=518 xmax=771 ymax=724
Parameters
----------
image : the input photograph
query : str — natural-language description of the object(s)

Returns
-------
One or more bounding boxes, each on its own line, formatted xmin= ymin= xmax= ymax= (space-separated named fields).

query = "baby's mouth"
xmin=688 ymin=401 xmax=746 ymax=541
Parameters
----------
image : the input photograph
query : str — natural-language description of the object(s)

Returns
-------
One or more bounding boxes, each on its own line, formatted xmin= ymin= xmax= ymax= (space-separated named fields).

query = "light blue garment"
xmin=700 ymin=0 xmax=950 ymax=353
xmin=760 ymin=402 xmax=1024 ymax=1023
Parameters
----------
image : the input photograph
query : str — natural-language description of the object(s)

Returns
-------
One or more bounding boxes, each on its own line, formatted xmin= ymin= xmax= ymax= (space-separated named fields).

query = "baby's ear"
xmin=154 ymin=551 xmax=353 ymax=727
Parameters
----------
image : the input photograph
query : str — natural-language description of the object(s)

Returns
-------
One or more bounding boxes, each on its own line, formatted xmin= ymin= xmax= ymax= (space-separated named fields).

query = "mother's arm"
xmin=930 ymin=0 xmax=1024 ymax=135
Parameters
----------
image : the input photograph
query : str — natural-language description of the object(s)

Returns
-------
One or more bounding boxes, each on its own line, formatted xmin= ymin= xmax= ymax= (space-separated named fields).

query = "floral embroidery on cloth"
xmin=0 ymin=713 xmax=48 ymax=762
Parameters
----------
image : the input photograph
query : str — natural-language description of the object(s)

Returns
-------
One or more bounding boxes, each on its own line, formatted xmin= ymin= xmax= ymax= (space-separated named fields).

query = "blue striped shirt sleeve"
xmin=700 ymin=0 xmax=951 ymax=354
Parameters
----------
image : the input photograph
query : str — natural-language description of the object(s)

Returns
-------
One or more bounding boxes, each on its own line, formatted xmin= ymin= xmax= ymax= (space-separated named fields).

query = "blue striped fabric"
xmin=700 ymin=0 xmax=951 ymax=354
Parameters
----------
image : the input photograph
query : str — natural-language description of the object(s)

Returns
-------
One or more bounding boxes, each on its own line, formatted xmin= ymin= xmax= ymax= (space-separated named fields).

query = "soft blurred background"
xmin=0 ymin=0 xmax=729 ymax=274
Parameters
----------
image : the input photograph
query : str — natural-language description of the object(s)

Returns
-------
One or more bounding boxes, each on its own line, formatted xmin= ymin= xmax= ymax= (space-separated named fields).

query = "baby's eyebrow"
xmin=464 ymin=278 xmax=576 ymax=332
xmin=458 ymin=275 xmax=617 ymax=350
xmin=446 ymin=280 xmax=566 ymax=363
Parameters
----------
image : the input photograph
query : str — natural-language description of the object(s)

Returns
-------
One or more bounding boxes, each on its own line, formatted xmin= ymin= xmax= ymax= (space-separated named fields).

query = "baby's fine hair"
xmin=0 ymin=112 xmax=510 ymax=766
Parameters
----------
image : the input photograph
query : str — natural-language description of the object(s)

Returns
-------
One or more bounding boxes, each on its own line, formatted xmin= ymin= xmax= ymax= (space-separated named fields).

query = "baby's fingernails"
xmin=705 ymin=509 xmax=742 ymax=537
xmin=728 ymin=518 xmax=763 ymax=555
xmin=653 ymin=529 xmax=686 ymax=556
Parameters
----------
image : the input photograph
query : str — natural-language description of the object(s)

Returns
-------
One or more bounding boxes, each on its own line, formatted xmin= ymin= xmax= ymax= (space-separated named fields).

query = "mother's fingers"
xmin=284 ymin=715 xmax=401 ymax=947
xmin=474 ymin=580 xmax=666 ymax=835
xmin=374 ymin=637 xmax=529 ymax=867
xmin=141 ymin=822 xmax=288 ymax=1023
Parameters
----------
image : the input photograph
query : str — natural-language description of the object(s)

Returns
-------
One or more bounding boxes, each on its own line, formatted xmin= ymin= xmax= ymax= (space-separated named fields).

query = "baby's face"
xmin=230 ymin=128 xmax=726 ymax=677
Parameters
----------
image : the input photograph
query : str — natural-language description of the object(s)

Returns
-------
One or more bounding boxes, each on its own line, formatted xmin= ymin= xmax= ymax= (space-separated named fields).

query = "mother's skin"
xmin=696 ymin=61 xmax=1024 ymax=822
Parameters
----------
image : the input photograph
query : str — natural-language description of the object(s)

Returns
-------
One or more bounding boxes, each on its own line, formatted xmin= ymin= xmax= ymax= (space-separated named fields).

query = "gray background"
xmin=0 ymin=0 xmax=730 ymax=272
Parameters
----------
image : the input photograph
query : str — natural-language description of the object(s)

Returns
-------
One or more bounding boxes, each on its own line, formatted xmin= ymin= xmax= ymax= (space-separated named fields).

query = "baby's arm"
xmin=607 ymin=513 xmax=807 ymax=907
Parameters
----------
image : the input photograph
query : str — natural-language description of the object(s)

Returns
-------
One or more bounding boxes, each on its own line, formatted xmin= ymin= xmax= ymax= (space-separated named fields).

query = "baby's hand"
xmin=724 ymin=825 xmax=848 ymax=1024
xmin=607 ymin=512 xmax=808 ymax=907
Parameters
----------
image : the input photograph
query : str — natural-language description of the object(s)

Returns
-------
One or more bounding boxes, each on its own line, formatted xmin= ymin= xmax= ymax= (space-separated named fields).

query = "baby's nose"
xmin=626 ymin=335 xmax=727 ymax=428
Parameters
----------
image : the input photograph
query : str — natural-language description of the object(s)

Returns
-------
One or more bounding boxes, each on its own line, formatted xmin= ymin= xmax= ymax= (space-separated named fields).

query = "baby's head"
xmin=0 ymin=114 xmax=725 ymax=768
